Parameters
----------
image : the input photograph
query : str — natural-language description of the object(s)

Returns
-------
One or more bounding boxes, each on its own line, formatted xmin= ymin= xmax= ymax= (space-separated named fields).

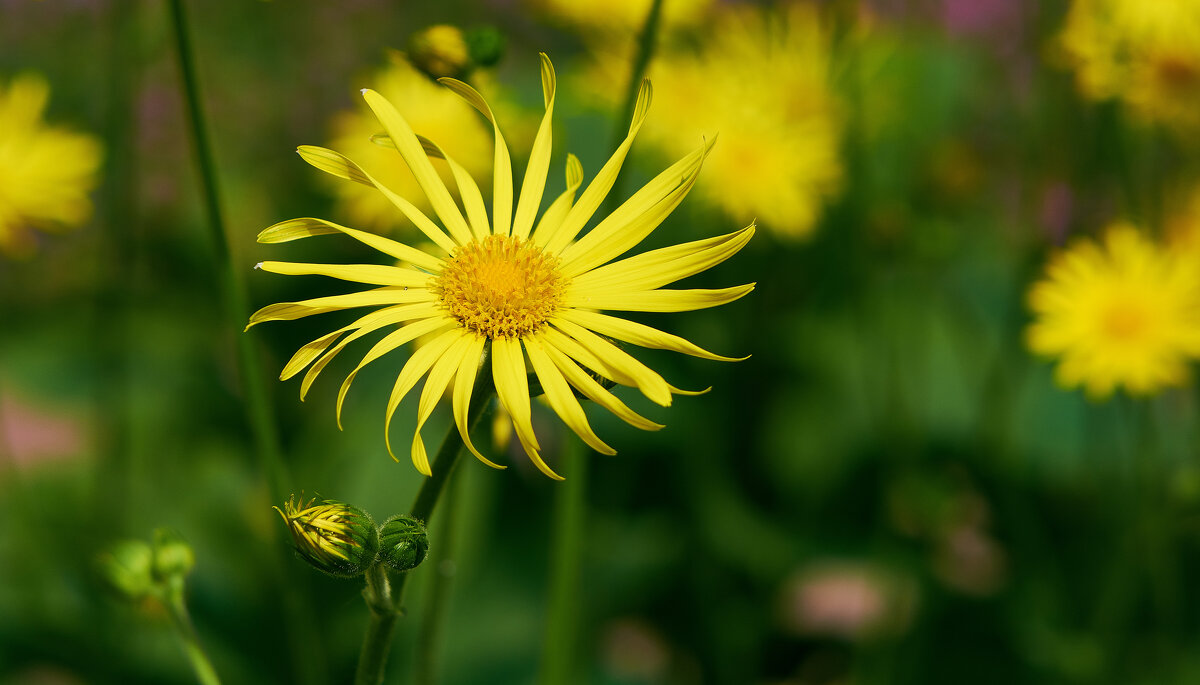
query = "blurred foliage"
xmin=3 ymin=1 xmax=1200 ymax=685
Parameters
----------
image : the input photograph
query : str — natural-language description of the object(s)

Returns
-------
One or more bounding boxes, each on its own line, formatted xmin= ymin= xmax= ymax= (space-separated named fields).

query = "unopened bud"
xmin=275 ymin=495 xmax=379 ymax=578
xmin=96 ymin=539 xmax=155 ymax=601
xmin=152 ymin=528 xmax=196 ymax=583
xmin=378 ymin=515 xmax=429 ymax=572
xmin=408 ymin=25 xmax=473 ymax=80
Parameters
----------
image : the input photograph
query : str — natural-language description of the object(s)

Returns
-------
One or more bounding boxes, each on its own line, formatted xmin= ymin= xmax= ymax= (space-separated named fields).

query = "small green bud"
xmin=275 ymin=495 xmax=379 ymax=578
xmin=96 ymin=539 xmax=155 ymax=601
xmin=378 ymin=515 xmax=429 ymax=572
xmin=464 ymin=26 xmax=505 ymax=69
xmin=151 ymin=528 xmax=196 ymax=583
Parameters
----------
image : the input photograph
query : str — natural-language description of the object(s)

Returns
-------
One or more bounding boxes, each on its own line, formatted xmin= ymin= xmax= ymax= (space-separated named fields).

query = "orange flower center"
xmin=435 ymin=235 xmax=566 ymax=339
xmin=1102 ymin=301 xmax=1151 ymax=342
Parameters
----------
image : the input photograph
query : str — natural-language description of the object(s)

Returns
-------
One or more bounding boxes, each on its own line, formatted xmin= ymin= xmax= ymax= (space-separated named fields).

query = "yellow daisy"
xmin=322 ymin=53 xmax=493 ymax=235
xmin=1056 ymin=0 xmax=1200 ymax=133
xmin=0 ymin=72 xmax=103 ymax=258
xmin=249 ymin=55 xmax=754 ymax=479
xmin=582 ymin=2 xmax=843 ymax=239
xmin=1025 ymin=224 xmax=1200 ymax=398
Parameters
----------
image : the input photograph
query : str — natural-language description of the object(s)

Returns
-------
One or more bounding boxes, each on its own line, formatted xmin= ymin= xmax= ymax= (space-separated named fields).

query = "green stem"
xmin=355 ymin=565 xmax=400 ymax=685
xmin=354 ymin=366 xmax=496 ymax=685
xmin=166 ymin=4 xmax=325 ymax=684
xmin=538 ymin=435 xmax=588 ymax=685
xmin=166 ymin=592 xmax=223 ymax=685
xmin=604 ymin=0 xmax=665 ymax=213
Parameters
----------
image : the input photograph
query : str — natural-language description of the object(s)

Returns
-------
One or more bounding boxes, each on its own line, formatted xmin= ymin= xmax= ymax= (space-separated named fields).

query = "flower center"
xmin=1102 ymin=300 xmax=1151 ymax=342
xmin=435 ymin=235 xmax=567 ymax=339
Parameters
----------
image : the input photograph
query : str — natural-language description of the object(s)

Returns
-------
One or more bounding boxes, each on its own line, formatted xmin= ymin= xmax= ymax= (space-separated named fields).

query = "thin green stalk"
xmin=355 ymin=369 xmax=496 ymax=685
xmin=414 ymin=466 xmax=463 ymax=685
xmin=165 ymin=4 xmax=323 ymax=684
xmin=604 ymin=0 xmax=665 ymax=214
xmin=537 ymin=435 xmax=588 ymax=685
xmin=166 ymin=593 xmax=223 ymax=685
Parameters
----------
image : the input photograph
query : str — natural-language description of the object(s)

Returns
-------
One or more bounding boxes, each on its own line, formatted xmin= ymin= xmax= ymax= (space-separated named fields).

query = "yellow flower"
xmin=0 ymin=72 xmax=102 ymax=257
xmin=322 ymin=53 xmax=493 ymax=235
xmin=274 ymin=495 xmax=379 ymax=577
xmin=530 ymin=0 xmax=712 ymax=34
xmin=249 ymin=55 xmax=754 ymax=479
xmin=1056 ymin=0 xmax=1200 ymax=133
xmin=584 ymin=3 xmax=843 ymax=239
xmin=1025 ymin=224 xmax=1200 ymax=398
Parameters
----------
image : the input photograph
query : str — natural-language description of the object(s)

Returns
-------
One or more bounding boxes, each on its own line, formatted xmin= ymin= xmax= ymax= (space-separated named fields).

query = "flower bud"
xmin=377 ymin=515 xmax=429 ymax=572
xmin=96 ymin=539 xmax=155 ymax=601
xmin=275 ymin=496 xmax=379 ymax=578
xmin=408 ymin=25 xmax=473 ymax=80
xmin=152 ymin=528 xmax=196 ymax=582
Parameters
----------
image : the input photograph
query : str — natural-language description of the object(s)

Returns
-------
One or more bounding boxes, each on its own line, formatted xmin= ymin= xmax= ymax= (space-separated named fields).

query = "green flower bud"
xmin=96 ymin=539 xmax=155 ymax=601
xmin=275 ymin=495 xmax=379 ymax=578
xmin=378 ymin=515 xmax=429 ymax=572
xmin=151 ymin=528 xmax=196 ymax=583
xmin=408 ymin=25 xmax=473 ymax=80
xmin=464 ymin=26 xmax=505 ymax=69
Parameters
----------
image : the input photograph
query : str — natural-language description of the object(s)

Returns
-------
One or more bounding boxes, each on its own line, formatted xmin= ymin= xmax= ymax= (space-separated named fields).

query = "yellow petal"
xmin=549 ymin=318 xmax=672 ymax=406
xmin=414 ymin=135 xmax=491 ymax=242
xmin=531 ymin=154 xmax=584 ymax=249
xmin=570 ymin=223 xmax=754 ymax=293
xmin=491 ymin=337 xmax=539 ymax=452
xmin=383 ymin=328 xmax=465 ymax=464
xmin=542 ymin=79 xmax=652 ymax=254
xmin=298 ymin=304 xmax=444 ymax=399
xmin=334 ymin=317 xmax=454 ymax=428
xmin=451 ymin=335 xmax=507 ymax=469
xmin=257 ymin=261 xmax=435 ymax=287
xmin=559 ymin=137 xmax=713 ymax=277
xmin=258 ymin=217 xmax=445 ymax=273
xmin=534 ymin=332 xmax=664 ymax=431
xmin=524 ymin=335 xmax=615 ymax=455
xmin=246 ymin=287 xmax=433 ymax=329
xmin=281 ymin=302 xmax=442 ymax=381
xmin=557 ymin=309 xmax=747 ymax=362
xmin=437 ymin=76 xmax=514 ymax=237
xmin=512 ymin=54 xmax=556 ymax=241
xmin=296 ymin=145 xmax=458 ymax=254
xmin=410 ymin=333 xmax=476 ymax=476
xmin=564 ymin=284 xmax=755 ymax=312
xmin=360 ymin=89 xmax=474 ymax=245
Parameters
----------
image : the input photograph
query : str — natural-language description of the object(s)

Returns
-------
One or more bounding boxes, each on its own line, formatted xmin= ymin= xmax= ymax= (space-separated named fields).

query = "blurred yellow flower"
xmin=530 ymin=0 xmax=712 ymax=35
xmin=585 ymin=2 xmax=843 ymax=239
xmin=250 ymin=55 xmax=754 ymax=479
xmin=1026 ymin=225 xmax=1200 ymax=398
xmin=0 ymin=72 xmax=102 ymax=257
xmin=322 ymin=53 xmax=493 ymax=235
xmin=1057 ymin=0 xmax=1200 ymax=132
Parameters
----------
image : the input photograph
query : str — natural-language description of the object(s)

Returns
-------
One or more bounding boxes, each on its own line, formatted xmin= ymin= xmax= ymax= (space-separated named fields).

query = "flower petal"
xmin=531 ymin=154 xmax=584 ymax=248
xmin=411 ymin=135 xmax=492 ymax=242
xmin=360 ymin=89 xmax=474 ymax=245
xmin=534 ymin=331 xmax=664 ymax=431
xmin=557 ymin=309 xmax=747 ymax=362
xmin=297 ymin=145 xmax=458 ymax=253
xmin=559 ymin=137 xmax=713 ymax=277
xmin=452 ymin=335 xmax=507 ymax=469
xmin=335 ymin=317 xmax=454 ymax=428
xmin=437 ymin=76 xmax=514 ymax=237
xmin=542 ymin=79 xmax=652 ymax=255
xmin=569 ymin=223 xmax=754 ymax=293
xmin=512 ymin=54 xmax=556 ymax=241
xmin=281 ymin=302 xmax=442 ymax=381
xmin=491 ymin=337 xmax=539 ymax=452
xmin=410 ymin=332 xmax=477 ymax=476
xmin=549 ymin=318 xmax=672 ymax=406
xmin=383 ymin=328 xmax=465 ymax=464
xmin=246 ymin=287 xmax=433 ymax=329
xmin=257 ymin=261 xmax=435 ymax=287
xmin=258 ymin=217 xmax=446 ymax=273
xmin=564 ymin=284 xmax=755 ymax=312
xmin=524 ymin=335 xmax=615 ymax=455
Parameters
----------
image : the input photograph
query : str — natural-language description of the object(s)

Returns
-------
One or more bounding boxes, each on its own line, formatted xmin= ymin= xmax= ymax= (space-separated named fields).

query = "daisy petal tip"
xmin=253 ymin=262 xmax=263 ymax=270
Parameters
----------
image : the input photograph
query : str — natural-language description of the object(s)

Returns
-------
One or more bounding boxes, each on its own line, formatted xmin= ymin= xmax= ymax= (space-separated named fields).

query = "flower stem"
xmin=166 ymin=4 xmax=325 ymax=684
xmin=354 ymin=365 xmax=496 ymax=685
xmin=605 ymin=0 xmax=665 ymax=212
xmin=166 ymin=592 xmax=223 ymax=685
xmin=537 ymin=435 xmax=588 ymax=685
